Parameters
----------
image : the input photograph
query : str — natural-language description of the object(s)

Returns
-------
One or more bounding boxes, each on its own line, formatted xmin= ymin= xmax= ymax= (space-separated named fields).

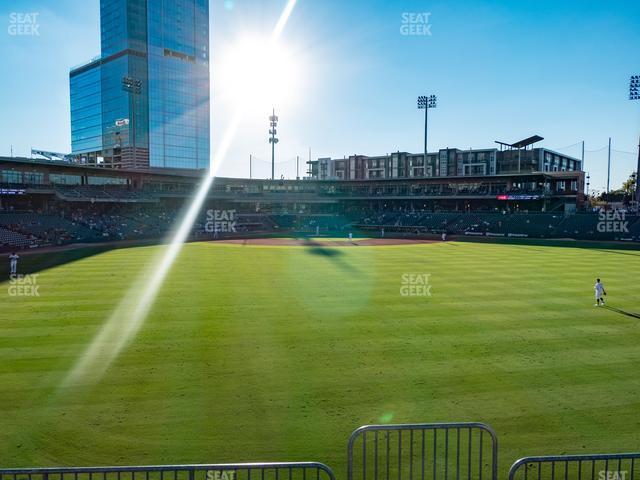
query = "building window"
xmin=1 ymin=170 xmax=23 ymax=184
xmin=87 ymin=176 xmax=127 ymax=185
xmin=22 ymin=172 xmax=44 ymax=184
xmin=50 ymin=174 xmax=82 ymax=185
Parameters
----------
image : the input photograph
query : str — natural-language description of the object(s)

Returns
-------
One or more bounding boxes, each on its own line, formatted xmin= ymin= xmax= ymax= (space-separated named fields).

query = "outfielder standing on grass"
xmin=9 ymin=252 xmax=19 ymax=276
xmin=594 ymin=278 xmax=607 ymax=307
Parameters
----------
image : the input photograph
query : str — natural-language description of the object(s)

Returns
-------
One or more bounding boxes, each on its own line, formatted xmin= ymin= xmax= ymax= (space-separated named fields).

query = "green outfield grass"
xmin=1 ymin=241 xmax=640 ymax=477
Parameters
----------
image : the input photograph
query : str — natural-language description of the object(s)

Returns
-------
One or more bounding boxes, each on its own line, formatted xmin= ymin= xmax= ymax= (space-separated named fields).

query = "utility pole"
xmin=296 ymin=155 xmax=300 ymax=180
xmin=518 ymin=148 xmax=521 ymax=173
xmin=637 ymin=133 xmax=640 ymax=210
xmin=268 ymin=108 xmax=279 ymax=180
xmin=250 ymin=154 xmax=252 ymax=179
xmin=581 ymin=140 xmax=585 ymax=196
xmin=607 ymin=137 xmax=611 ymax=193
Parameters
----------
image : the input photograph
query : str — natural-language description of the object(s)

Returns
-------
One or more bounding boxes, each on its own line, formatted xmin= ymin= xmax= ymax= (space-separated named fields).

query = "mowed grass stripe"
xmin=0 ymin=241 xmax=638 ymax=474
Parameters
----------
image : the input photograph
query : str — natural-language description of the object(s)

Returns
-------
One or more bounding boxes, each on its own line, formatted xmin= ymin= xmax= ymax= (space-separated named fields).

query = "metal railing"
xmin=348 ymin=423 xmax=498 ymax=480
xmin=4 ymin=429 xmax=640 ymax=480
xmin=508 ymin=454 xmax=640 ymax=480
xmin=0 ymin=463 xmax=336 ymax=480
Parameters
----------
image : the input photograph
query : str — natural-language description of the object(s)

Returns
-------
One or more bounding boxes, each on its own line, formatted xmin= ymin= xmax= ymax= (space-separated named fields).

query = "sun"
xmin=216 ymin=35 xmax=302 ymax=111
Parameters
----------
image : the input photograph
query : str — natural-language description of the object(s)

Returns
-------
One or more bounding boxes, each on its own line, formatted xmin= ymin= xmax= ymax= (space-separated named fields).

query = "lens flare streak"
xmin=62 ymin=0 xmax=297 ymax=387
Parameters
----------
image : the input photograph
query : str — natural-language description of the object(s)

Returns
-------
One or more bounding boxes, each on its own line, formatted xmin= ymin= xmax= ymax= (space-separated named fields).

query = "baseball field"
xmin=1 ymin=240 xmax=639 ymax=477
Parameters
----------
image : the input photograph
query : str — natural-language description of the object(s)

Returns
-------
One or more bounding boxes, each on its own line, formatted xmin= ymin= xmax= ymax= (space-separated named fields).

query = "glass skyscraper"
xmin=70 ymin=0 xmax=210 ymax=170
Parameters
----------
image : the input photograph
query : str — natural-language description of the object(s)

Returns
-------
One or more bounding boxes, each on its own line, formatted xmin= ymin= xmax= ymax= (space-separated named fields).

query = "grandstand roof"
xmin=0 ymin=156 xmax=206 ymax=179
xmin=511 ymin=135 xmax=544 ymax=148
xmin=495 ymin=135 xmax=544 ymax=149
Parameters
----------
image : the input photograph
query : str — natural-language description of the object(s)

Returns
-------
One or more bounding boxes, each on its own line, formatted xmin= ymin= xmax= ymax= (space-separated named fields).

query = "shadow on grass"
xmin=455 ymin=236 xmax=640 ymax=252
xmin=1 ymin=241 xmax=162 ymax=279
xmin=301 ymin=238 xmax=359 ymax=273
xmin=603 ymin=305 xmax=640 ymax=319
xmin=592 ymin=249 xmax=640 ymax=257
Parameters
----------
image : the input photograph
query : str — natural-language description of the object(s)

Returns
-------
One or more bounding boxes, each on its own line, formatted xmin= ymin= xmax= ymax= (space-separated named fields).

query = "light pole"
xmin=607 ymin=137 xmax=612 ymax=193
xmin=122 ymin=76 xmax=142 ymax=168
xmin=269 ymin=108 xmax=279 ymax=180
xmin=417 ymin=95 xmax=437 ymax=164
xmin=630 ymin=75 xmax=640 ymax=211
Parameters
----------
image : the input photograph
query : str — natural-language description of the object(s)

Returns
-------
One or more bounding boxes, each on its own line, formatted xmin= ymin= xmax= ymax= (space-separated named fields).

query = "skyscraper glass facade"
xmin=147 ymin=0 xmax=209 ymax=169
xmin=70 ymin=0 xmax=210 ymax=170
xmin=70 ymin=61 xmax=103 ymax=155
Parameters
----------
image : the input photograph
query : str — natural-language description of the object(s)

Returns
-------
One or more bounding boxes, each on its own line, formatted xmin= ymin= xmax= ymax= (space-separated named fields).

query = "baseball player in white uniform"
xmin=9 ymin=252 xmax=19 ymax=275
xmin=594 ymin=278 xmax=607 ymax=307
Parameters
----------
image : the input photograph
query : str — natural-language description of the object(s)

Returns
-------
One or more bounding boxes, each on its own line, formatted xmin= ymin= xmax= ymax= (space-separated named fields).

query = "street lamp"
xmin=268 ymin=108 xmax=279 ymax=180
xmin=122 ymin=76 xmax=142 ymax=168
xmin=417 ymin=94 xmax=437 ymax=167
xmin=630 ymin=75 xmax=640 ymax=210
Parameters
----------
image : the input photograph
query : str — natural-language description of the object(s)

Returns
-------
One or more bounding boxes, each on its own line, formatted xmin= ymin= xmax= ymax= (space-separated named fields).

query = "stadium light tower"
xmin=269 ymin=108 xmax=279 ymax=180
xmin=630 ymin=75 xmax=640 ymax=210
xmin=122 ymin=76 xmax=142 ymax=167
xmin=417 ymin=95 xmax=437 ymax=162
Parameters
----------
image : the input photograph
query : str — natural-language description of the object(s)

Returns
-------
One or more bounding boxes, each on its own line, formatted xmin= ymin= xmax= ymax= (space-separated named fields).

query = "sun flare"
xmin=216 ymin=35 xmax=302 ymax=110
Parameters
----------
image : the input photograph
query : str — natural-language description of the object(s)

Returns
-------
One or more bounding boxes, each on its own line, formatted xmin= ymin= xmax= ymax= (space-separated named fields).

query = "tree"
xmin=620 ymin=172 xmax=637 ymax=195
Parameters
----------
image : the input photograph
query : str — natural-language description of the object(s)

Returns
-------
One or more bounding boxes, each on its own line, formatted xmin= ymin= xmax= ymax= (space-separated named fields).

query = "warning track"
xmin=214 ymin=237 xmax=440 ymax=246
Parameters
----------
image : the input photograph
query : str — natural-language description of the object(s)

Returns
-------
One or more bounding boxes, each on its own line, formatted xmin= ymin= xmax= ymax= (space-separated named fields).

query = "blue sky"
xmin=0 ymin=0 xmax=638 ymax=192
